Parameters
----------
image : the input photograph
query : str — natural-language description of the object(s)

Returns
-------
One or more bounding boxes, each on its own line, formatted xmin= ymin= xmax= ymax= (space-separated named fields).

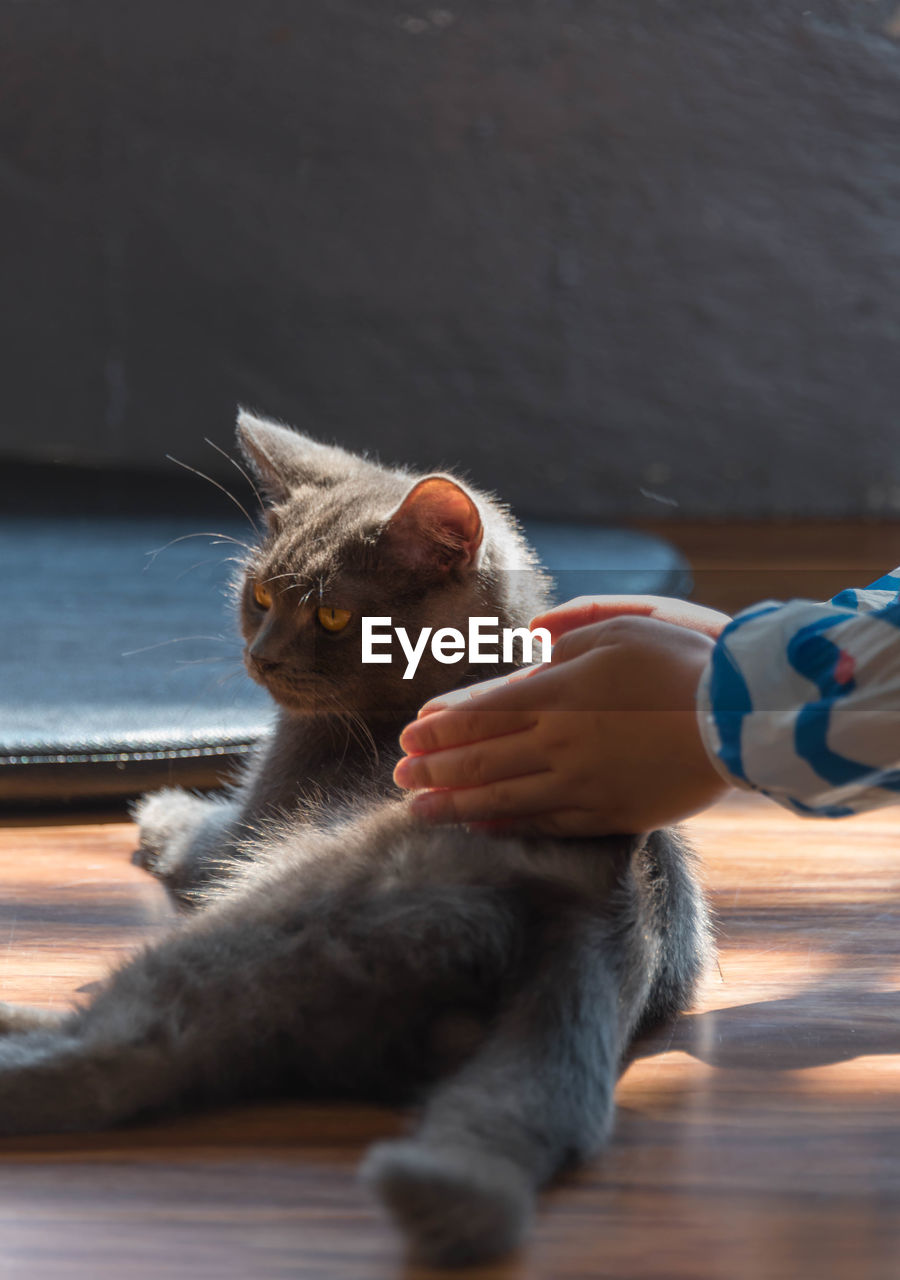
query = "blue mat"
xmin=0 ymin=516 xmax=689 ymax=804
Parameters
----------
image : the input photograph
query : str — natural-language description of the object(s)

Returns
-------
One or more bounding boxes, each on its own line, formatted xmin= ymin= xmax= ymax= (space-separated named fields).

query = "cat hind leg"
xmin=362 ymin=1140 xmax=531 ymax=1267
xmin=361 ymin=913 xmax=633 ymax=1267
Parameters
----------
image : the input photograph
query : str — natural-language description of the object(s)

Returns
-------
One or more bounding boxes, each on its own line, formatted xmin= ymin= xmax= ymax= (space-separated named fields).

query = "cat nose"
xmin=249 ymin=630 xmax=287 ymax=667
xmin=250 ymin=655 xmax=284 ymax=677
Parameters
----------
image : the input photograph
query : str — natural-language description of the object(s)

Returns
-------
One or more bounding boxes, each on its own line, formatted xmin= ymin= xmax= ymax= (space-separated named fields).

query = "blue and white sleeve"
xmin=695 ymin=568 xmax=900 ymax=816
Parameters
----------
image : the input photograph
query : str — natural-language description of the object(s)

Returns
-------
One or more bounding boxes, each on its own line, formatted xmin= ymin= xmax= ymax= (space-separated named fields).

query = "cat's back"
xmin=249 ymin=794 xmax=643 ymax=908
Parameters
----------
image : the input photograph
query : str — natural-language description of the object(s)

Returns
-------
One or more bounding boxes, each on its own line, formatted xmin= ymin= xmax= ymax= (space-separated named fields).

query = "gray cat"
xmin=0 ymin=412 xmax=710 ymax=1267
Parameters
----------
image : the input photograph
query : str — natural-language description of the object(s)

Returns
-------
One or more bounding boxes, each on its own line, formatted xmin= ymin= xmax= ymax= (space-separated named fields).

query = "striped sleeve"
xmin=695 ymin=567 xmax=900 ymax=816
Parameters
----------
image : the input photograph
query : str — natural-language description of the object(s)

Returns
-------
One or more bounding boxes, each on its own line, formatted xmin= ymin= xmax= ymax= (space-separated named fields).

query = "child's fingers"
xmin=416 ymin=665 xmax=542 ymax=718
xmin=399 ymin=702 xmax=538 ymax=756
xmin=531 ymin=595 xmax=731 ymax=641
xmin=402 ymin=649 xmax=626 ymax=758
xmin=530 ymin=595 xmax=663 ymax=640
xmin=547 ymin=619 xmax=636 ymax=665
xmin=415 ymin=673 xmax=514 ymax=718
xmin=408 ymin=772 xmax=565 ymax=825
xmin=400 ymin=665 xmax=565 ymax=754
xmin=394 ymin=733 xmax=551 ymax=792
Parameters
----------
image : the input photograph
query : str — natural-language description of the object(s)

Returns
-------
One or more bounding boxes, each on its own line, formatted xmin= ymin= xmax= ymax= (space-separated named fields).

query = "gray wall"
xmin=2 ymin=0 xmax=899 ymax=519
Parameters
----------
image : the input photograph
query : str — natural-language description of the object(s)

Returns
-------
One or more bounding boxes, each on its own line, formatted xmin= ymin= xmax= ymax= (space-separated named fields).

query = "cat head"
xmin=233 ymin=410 xmax=549 ymax=725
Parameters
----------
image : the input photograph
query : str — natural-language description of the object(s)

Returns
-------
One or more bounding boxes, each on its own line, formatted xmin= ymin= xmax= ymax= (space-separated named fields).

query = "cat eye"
xmin=317 ymin=606 xmax=352 ymax=633
xmin=253 ymin=582 xmax=273 ymax=610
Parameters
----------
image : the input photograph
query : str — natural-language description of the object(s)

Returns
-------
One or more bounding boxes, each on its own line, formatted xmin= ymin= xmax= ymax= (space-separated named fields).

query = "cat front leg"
xmin=131 ymin=788 xmax=249 ymax=907
xmin=131 ymin=729 xmax=308 ymax=908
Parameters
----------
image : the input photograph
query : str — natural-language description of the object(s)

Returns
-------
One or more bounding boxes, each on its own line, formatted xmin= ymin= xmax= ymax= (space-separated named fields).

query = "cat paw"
xmin=131 ymin=789 xmax=210 ymax=876
xmin=360 ymin=1140 xmax=532 ymax=1267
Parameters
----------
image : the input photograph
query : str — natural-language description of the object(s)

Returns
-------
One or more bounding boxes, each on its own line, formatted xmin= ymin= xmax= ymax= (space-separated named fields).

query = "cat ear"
xmin=235 ymin=409 xmax=355 ymax=503
xmin=380 ymin=476 xmax=484 ymax=572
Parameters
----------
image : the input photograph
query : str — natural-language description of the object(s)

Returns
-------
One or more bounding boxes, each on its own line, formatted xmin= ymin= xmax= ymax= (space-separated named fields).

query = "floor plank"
xmin=0 ymin=796 xmax=897 ymax=1278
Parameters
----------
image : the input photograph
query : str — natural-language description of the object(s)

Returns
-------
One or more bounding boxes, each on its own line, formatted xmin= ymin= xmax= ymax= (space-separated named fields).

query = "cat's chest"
xmin=255 ymin=719 xmax=401 ymax=820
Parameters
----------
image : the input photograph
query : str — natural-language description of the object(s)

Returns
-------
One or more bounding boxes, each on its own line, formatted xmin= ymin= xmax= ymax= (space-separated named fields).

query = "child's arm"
xmin=698 ymin=568 xmax=900 ymax=816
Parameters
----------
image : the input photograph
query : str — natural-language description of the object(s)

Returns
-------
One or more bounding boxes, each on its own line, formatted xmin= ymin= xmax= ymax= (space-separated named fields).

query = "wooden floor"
xmin=2 ymin=522 xmax=899 ymax=1278
xmin=0 ymin=796 xmax=897 ymax=1279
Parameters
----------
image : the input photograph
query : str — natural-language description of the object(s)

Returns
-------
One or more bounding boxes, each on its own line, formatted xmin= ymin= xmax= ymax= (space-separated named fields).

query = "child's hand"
xmin=531 ymin=594 xmax=731 ymax=643
xmin=393 ymin=597 xmax=732 ymax=835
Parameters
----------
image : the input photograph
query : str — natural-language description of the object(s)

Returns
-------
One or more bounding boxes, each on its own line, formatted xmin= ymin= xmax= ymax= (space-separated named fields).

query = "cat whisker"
xmin=177 ymin=663 xmax=251 ymax=722
xmin=175 ymin=557 xmax=234 ymax=582
xmin=313 ymin=692 xmax=355 ymax=766
xmin=214 ymin=667 xmax=251 ymax=691
xmin=279 ymin=580 xmax=317 ymax=606
xmin=208 ymin=541 xmax=253 ymax=555
xmin=174 ymin=655 xmax=239 ymax=668
xmin=348 ymin=709 xmax=380 ymax=767
xmin=144 ymin=532 xmax=254 ymax=570
xmin=262 ymin=572 xmax=313 ymax=593
xmin=203 ymin=437 xmax=266 ymax=518
xmin=336 ymin=694 xmax=378 ymax=757
xmin=122 ymin=635 xmax=231 ymax=658
xmin=165 ymin=454 xmax=262 ymax=536
xmin=167 ymin=675 xmax=249 ymax=744
xmin=341 ymin=717 xmax=374 ymax=769
xmin=313 ymin=685 xmax=380 ymax=767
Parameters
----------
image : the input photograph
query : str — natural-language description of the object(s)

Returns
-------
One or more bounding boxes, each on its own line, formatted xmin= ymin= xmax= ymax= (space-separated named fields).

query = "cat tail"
xmin=633 ymin=826 xmax=713 ymax=1033
xmin=0 ymin=1022 xmax=186 ymax=1134
xmin=0 ymin=1004 xmax=68 ymax=1036
xmin=361 ymin=900 xmax=648 ymax=1268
